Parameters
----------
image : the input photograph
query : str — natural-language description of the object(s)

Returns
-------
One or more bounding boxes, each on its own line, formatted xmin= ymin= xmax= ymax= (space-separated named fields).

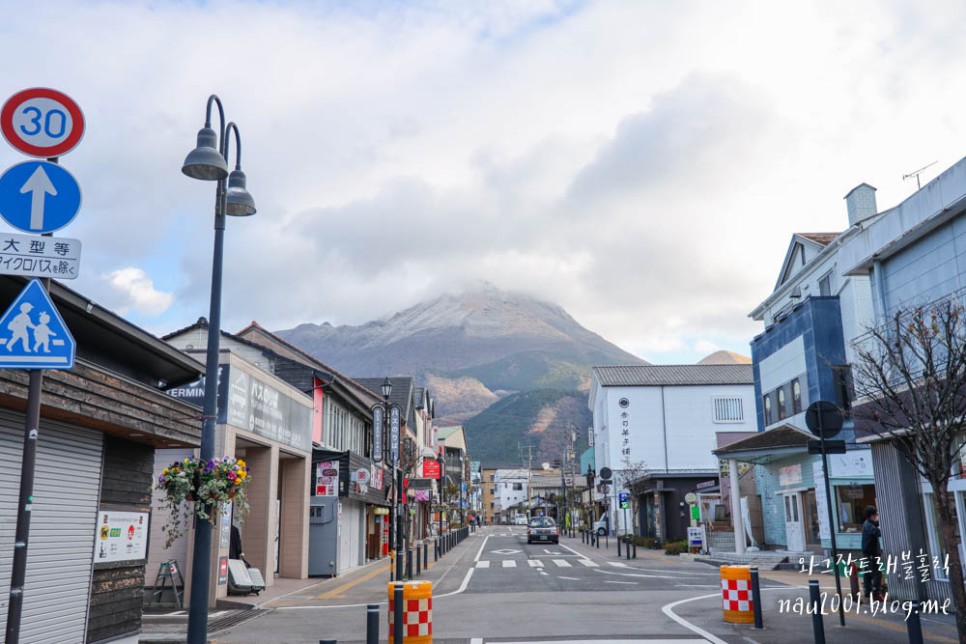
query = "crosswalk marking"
xmin=476 ymin=558 xmax=614 ymax=569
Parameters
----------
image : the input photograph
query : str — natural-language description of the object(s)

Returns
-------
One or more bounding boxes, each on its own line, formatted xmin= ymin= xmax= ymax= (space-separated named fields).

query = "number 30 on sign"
xmin=1 ymin=88 xmax=85 ymax=158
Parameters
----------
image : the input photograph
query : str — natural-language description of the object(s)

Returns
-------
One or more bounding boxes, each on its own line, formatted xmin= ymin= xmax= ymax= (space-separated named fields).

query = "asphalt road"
xmin=178 ymin=525 xmax=960 ymax=644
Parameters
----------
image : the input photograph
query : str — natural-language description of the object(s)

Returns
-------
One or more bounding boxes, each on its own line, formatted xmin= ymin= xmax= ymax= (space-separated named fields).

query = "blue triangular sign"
xmin=0 ymin=279 xmax=75 ymax=369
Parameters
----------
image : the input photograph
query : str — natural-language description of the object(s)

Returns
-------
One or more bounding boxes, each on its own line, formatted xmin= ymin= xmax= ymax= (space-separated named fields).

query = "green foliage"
xmin=463 ymin=389 xmax=592 ymax=467
xmin=664 ymin=540 xmax=688 ymax=555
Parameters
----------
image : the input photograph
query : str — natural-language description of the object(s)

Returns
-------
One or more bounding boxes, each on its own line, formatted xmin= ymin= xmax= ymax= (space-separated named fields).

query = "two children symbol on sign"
xmin=6 ymin=302 xmax=56 ymax=353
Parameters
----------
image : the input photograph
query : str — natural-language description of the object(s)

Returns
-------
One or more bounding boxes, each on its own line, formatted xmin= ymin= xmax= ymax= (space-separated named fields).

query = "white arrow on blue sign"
xmin=0 ymin=278 xmax=75 ymax=369
xmin=0 ymin=160 xmax=81 ymax=234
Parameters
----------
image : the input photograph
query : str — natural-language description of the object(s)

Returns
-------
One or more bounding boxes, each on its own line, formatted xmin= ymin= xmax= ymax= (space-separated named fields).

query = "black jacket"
xmin=861 ymin=519 xmax=881 ymax=558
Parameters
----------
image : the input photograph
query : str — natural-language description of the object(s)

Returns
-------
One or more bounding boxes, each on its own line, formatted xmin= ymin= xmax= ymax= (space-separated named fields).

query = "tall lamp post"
xmin=182 ymin=95 xmax=256 ymax=644
xmin=585 ymin=464 xmax=596 ymax=531
xmin=437 ymin=449 xmax=445 ymax=536
xmin=381 ymin=378 xmax=404 ymax=582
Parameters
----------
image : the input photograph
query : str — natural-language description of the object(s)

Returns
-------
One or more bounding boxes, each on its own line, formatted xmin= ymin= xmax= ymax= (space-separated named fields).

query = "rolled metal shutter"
xmin=0 ymin=411 xmax=103 ymax=643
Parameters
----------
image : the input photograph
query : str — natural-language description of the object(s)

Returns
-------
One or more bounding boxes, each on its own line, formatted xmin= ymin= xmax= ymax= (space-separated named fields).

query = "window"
xmin=818 ymin=271 xmax=833 ymax=296
xmin=512 ymin=482 xmax=523 ymax=491
xmin=777 ymin=388 xmax=787 ymax=420
xmin=792 ymin=379 xmax=802 ymax=414
xmin=832 ymin=365 xmax=854 ymax=412
xmin=713 ymin=396 xmax=744 ymax=422
xmin=763 ymin=394 xmax=773 ymax=426
xmin=834 ymin=484 xmax=876 ymax=532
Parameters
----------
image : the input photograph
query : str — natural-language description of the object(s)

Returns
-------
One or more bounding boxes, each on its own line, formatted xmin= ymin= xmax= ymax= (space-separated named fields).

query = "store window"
xmin=777 ymin=388 xmax=787 ymax=420
xmin=834 ymin=483 xmax=876 ymax=533
xmin=764 ymin=395 xmax=773 ymax=426
xmin=792 ymin=379 xmax=802 ymax=414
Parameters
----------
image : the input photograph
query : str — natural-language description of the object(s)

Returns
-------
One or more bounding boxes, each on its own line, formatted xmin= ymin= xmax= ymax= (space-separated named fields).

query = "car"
xmin=593 ymin=512 xmax=608 ymax=536
xmin=513 ymin=515 xmax=528 ymax=525
xmin=527 ymin=516 xmax=559 ymax=544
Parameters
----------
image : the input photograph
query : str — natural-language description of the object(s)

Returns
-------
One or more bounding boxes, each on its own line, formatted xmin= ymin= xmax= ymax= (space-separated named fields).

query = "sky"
xmin=1 ymin=0 xmax=965 ymax=365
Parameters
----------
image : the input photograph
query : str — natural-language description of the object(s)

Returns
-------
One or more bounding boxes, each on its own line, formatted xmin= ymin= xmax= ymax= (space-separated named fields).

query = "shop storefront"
xmin=157 ymin=348 xmax=313 ymax=604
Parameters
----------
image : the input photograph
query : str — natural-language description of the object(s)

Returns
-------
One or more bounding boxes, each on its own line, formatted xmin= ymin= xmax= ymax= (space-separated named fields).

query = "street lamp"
xmin=183 ymin=95 xmax=256 ymax=644
xmin=585 ymin=464 xmax=596 ymax=530
xmin=436 ymin=447 xmax=445 ymax=537
xmin=381 ymin=378 xmax=405 ymax=582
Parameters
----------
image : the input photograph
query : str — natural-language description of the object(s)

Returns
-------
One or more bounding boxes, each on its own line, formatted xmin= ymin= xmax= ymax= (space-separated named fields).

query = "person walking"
xmin=861 ymin=506 xmax=883 ymax=600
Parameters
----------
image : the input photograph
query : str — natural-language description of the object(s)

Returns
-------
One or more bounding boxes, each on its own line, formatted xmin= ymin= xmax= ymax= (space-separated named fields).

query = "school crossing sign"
xmin=0 ymin=278 xmax=75 ymax=369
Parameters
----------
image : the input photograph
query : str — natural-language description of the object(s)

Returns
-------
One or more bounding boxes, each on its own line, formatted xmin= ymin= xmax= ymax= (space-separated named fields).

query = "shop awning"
xmin=712 ymin=424 xmax=814 ymax=463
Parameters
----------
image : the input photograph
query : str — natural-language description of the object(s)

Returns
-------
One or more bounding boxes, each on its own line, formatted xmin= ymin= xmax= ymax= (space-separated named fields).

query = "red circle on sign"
xmin=1 ymin=88 xmax=85 ymax=158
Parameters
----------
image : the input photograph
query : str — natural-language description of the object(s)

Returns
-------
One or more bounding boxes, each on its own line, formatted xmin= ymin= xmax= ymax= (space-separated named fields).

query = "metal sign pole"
xmin=818 ymin=412 xmax=846 ymax=627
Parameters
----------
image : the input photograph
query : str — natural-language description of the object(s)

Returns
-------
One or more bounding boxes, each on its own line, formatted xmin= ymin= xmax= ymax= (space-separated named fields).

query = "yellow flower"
xmin=237 ymin=459 xmax=246 ymax=468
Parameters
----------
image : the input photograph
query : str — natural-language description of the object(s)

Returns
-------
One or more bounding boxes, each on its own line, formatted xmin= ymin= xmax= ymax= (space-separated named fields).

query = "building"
xmin=589 ymin=364 xmax=755 ymax=541
xmin=0 ymin=276 xmax=203 ymax=643
xmin=232 ymin=323 xmax=392 ymax=575
xmin=837 ymin=156 xmax=966 ymax=602
xmin=161 ymin=321 xmax=313 ymax=598
xmin=492 ymin=469 xmax=530 ymax=524
xmin=714 ymin=190 xmax=878 ymax=557
xmin=436 ymin=426 xmax=469 ymax=527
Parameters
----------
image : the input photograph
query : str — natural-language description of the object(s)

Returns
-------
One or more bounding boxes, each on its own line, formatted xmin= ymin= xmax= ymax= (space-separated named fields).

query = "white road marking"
xmin=552 ymin=559 xmax=572 ymax=567
xmin=603 ymin=580 xmax=638 ymax=585
xmin=474 ymin=535 xmax=490 ymax=562
xmin=558 ymin=576 xmax=581 ymax=581
xmin=607 ymin=561 xmax=628 ymax=567
xmin=503 ymin=560 xmax=517 ymax=568
xmin=527 ymin=560 xmax=543 ymax=568
xmin=476 ymin=561 xmax=490 ymax=568
xmin=577 ymin=559 xmax=598 ymax=567
xmin=662 ymin=592 xmax=729 ymax=644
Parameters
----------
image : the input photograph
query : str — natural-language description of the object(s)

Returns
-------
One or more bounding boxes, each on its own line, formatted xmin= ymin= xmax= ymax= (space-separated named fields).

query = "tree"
xmin=615 ymin=458 xmax=649 ymax=537
xmin=851 ymin=300 xmax=966 ymax=638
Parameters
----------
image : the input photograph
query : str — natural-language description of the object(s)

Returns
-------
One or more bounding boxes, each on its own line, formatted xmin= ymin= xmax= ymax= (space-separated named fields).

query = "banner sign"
xmin=422 ymin=459 xmax=441 ymax=479
xmin=316 ymin=460 xmax=339 ymax=497
xmin=93 ymin=511 xmax=148 ymax=563
xmin=389 ymin=404 xmax=400 ymax=464
xmin=372 ymin=404 xmax=384 ymax=463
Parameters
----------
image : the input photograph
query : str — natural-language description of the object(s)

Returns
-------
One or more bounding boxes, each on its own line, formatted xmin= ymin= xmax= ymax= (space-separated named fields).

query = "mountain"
xmin=275 ymin=283 xmax=646 ymax=421
xmin=463 ymin=389 xmax=593 ymax=468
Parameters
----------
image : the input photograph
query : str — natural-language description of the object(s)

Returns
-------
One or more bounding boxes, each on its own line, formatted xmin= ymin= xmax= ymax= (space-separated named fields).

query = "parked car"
xmin=513 ymin=515 xmax=528 ymax=525
xmin=593 ymin=512 xmax=609 ymax=536
xmin=527 ymin=516 xmax=559 ymax=544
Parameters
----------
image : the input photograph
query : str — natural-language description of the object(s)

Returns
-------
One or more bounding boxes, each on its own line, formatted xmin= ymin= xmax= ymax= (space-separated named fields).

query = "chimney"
xmin=844 ymin=183 xmax=877 ymax=226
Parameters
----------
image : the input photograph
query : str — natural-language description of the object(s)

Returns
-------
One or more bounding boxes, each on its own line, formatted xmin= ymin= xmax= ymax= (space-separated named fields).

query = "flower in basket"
xmin=156 ymin=456 xmax=251 ymax=548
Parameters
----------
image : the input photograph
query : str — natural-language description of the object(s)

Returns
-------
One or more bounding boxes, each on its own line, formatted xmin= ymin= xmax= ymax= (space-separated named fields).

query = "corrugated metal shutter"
xmin=0 ymin=410 xmax=103 ymax=644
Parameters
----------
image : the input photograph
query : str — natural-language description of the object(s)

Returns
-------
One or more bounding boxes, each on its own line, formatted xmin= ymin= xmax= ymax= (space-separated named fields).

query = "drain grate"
xmin=208 ymin=607 xmax=267 ymax=632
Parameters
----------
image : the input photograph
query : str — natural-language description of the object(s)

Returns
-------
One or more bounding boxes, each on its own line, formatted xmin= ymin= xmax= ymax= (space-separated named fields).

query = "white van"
xmin=592 ymin=512 xmax=609 ymax=535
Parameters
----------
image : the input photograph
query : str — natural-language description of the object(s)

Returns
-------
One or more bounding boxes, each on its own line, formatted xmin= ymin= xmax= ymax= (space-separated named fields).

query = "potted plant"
xmin=156 ymin=456 xmax=250 ymax=548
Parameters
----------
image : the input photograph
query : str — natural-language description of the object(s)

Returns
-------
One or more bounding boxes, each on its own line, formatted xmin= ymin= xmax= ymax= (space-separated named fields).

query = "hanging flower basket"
xmin=156 ymin=456 xmax=251 ymax=548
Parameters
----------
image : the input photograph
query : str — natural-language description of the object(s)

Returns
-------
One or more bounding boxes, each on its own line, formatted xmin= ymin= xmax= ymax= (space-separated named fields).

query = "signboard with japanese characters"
xmin=316 ymin=460 xmax=339 ymax=497
xmin=93 ymin=511 xmax=148 ymax=563
xmin=0 ymin=232 xmax=81 ymax=279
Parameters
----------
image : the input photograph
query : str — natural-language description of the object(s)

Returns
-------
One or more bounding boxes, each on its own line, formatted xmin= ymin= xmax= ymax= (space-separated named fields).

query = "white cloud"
xmin=103 ymin=268 xmax=174 ymax=317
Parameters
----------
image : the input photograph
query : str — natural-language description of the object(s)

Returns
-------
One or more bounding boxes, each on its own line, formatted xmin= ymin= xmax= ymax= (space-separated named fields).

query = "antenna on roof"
xmin=903 ymin=161 xmax=937 ymax=190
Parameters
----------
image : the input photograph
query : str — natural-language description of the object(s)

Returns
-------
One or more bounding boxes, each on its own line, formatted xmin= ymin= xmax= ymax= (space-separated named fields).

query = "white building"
xmin=589 ymin=364 xmax=755 ymax=541
xmin=493 ymin=469 xmax=530 ymax=523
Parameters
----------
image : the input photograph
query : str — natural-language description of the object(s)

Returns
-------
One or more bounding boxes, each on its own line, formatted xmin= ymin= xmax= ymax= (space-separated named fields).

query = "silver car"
xmin=527 ymin=516 xmax=559 ymax=544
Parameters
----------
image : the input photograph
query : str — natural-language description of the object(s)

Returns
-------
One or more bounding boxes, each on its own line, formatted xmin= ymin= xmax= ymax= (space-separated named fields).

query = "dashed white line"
xmin=527 ymin=560 xmax=543 ymax=568
xmin=552 ymin=559 xmax=572 ymax=567
xmin=476 ymin=561 xmax=490 ymax=568
xmin=577 ymin=559 xmax=598 ymax=567
xmin=502 ymin=560 xmax=517 ymax=568
xmin=607 ymin=561 xmax=628 ymax=567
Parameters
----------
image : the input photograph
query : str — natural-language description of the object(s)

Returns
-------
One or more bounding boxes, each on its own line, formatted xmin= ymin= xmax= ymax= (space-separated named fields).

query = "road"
xmin=162 ymin=525 xmax=959 ymax=644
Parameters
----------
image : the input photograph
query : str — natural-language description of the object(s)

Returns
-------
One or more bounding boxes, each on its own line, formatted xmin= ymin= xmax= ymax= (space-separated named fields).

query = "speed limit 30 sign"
xmin=1 ymin=88 xmax=85 ymax=158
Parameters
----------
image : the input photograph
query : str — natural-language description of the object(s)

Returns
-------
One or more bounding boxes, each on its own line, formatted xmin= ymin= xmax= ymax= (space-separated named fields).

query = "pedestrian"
xmin=861 ymin=506 xmax=883 ymax=600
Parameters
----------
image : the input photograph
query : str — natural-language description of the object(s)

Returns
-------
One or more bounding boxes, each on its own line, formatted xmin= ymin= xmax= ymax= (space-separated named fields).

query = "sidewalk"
xmin=573 ymin=533 xmax=961 ymax=643
xmin=140 ymin=534 xmax=472 ymax=643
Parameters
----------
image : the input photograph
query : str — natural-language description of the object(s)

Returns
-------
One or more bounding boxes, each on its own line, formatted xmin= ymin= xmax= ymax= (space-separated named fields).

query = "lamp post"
xmin=437 ymin=450 xmax=444 ymax=537
xmin=381 ymin=378 xmax=405 ymax=582
xmin=585 ymin=464 xmax=596 ymax=532
xmin=182 ymin=95 xmax=256 ymax=644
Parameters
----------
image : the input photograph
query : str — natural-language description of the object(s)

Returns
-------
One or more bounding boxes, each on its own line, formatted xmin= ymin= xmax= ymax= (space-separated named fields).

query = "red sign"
xmin=422 ymin=460 xmax=441 ymax=479
xmin=1 ymin=88 xmax=85 ymax=158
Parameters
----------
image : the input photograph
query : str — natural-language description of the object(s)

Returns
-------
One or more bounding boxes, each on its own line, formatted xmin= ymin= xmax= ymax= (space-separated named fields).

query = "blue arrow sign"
xmin=0 ymin=279 xmax=75 ymax=369
xmin=0 ymin=161 xmax=81 ymax=233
